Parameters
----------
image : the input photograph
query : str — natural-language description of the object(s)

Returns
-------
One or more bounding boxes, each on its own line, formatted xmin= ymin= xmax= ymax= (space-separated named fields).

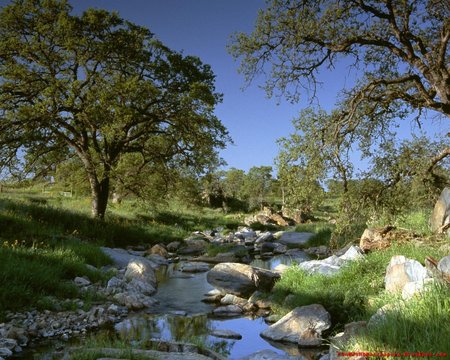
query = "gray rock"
xmin=113 ymin=292 xmax=158 ymax=310
xmin=124 ymin=258 xmax=157 ymax=289
xmin=179 ymin=262 xmax=210 ymax=273
xmin=261 ymin=304 xmax=331 ymax=346
xmin=207 ymin=263 xmax=280 ymax=297
xmin=126 ymin=278 xmax=156 ymax=296
xmin=339 ymin=245 xmax=364 ymax=261
xmin=298 ymin=259 xmax=341 ymax=276
xmin=107 ymin=276 xmax=125 ymax=291
xmin=210 ymin=329 xmax=242 ymax=340
xmin=166 ymin=241 xmax=181 ymax=252
xmin=74 ymin=276 xmax=91 ymax=287
xmin=212 ymin=305 xmax=243 ymax=317
xmin=0 ymin=339 xmax=16 ymax=351
xmin=276 ymin=232 xmax=314 ymax=247
xmin=255 ymin=232 xmax=274 ymax=244
xmin=145 ymin=254 xmax=169 ymax=267
xmin=220 ymin=294 xmax=248 ymax=306
xmin=0 ymin=348 xmax=12 ymax=357
xmin=238 ymin=349 xmax=299 ymax=359
xmin=437 ymin=255 xmax=450 ymax=277
xmin=431 ymin=187 xmax=450 ymax=233
xmin=385 ymin=255 xmax=429 ymax=293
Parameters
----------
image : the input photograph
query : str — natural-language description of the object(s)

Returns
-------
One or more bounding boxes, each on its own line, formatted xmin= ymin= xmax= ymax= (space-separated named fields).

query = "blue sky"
xmin=1 ymin=0 xmax=447 ymax=174
xmin=66 ymin=0 xmax=363 ymax=172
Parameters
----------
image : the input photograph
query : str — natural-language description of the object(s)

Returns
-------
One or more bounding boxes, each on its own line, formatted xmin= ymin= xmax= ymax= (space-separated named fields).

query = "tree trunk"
xmin=90 ymin=177 xmax=110 ymax=219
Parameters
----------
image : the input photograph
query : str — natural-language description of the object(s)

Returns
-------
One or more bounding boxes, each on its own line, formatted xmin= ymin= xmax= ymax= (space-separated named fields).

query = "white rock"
xmin=437 ymin=255 xmax=450 ymax=277
xmin=339 ymin=245 xmax=364 ymax=261
xmin=385 ymin=256 xmax=429 ymax=293
xmin=401 ymin=278 xmax=434 ymax=300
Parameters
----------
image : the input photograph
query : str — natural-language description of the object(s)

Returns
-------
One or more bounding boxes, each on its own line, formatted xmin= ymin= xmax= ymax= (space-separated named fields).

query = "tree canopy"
xmin=230 ymin=0 xmax=449 ymax=130
xmin=0 ymin=0 xmax=230 ymax=218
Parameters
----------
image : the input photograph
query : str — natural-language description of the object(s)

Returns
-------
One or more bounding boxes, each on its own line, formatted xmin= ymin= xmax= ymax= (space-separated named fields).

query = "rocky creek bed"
xmin=2 ymin=226 xmax=448 ymax=359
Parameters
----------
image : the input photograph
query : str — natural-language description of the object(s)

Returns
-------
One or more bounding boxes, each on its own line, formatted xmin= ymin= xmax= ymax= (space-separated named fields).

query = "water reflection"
xmin=151 ymin=263 xmax=215 ymax=314
xmin=114 ymin=313 xmax=295 ymax=359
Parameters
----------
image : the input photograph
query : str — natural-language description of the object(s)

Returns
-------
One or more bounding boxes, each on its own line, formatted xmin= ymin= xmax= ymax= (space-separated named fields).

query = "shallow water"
xmin=114 ymin=312 xmax=307 ymax=359
xmin=13 ymin=254 xmax=316 ymax=359
xmin=151 ymin=262 xmax=215 ymax=314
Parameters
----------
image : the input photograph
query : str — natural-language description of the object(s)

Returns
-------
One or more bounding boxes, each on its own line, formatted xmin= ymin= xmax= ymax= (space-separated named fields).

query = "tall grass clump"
xmin=0 ymin=245 xmax=110 ymax=314
xmin=347 ymin=283 xmax=450 ymax=354
xmin=294 ymin=222 xmax=334 ymax=247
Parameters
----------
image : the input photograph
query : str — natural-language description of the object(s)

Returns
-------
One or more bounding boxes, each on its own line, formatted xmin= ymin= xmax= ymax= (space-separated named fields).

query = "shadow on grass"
xmin=0 ymin=197 xmax=185 ymax=247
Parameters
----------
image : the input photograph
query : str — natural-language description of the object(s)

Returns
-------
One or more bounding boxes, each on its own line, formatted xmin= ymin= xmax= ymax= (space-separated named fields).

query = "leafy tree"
xmin=242 ymin=166 xmax=274 ymax=210
xmin=230 ymin=0 xmax=449 ymax=165
xmin=0 ymin=0 xmax=229 ymax=218
xmin=222 ymin=168 xmax=246 ymax=199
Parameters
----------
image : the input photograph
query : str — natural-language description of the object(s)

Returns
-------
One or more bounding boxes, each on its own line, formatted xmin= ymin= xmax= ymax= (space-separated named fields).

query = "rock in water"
xmin=260 ymin=304 xmax=331 ymax=347
xmin=210 ymin=329 xmax=242 ymax=340
xmin=276 ymin=232 xmax=314 ymax=248
xmin=124 ymin=258 xmax=157 ymax=289
xmin=238 ymin=349 xmax=299 ymax=359
xmin=206 ymin=263 xmax=280 ymax=297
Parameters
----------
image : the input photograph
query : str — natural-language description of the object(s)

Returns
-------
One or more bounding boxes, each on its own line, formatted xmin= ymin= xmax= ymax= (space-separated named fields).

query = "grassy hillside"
xmin=0 ymin=190 xmax=241 ymax=316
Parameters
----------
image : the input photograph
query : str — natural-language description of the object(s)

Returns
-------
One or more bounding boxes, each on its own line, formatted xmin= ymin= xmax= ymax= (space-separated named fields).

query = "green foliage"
xmin=230 ymin=0 xmax=449 ymax=117
xmin=271 ymin=242 xmax=447 ymax=328
xmin=241 ymin=166 xmax=274 ymax=210
xmin=0 ymin=0 xmax=229 ymax=218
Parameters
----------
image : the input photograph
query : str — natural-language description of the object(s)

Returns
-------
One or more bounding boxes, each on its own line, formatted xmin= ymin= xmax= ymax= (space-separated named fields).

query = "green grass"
xmin=347 ymin=283 xmax=450 ymax=355
xmin=0 ymin=245 xmax=111 ymax=315
xmin=271 ymin=242 xmax=447 ymax=329
xmin=294 ymin=222 xmax=334 ymax=247
xmin=0 ymin=191 xmax=243 ymax=315
xmin=369 ymin=209 xmax=433 ymax=236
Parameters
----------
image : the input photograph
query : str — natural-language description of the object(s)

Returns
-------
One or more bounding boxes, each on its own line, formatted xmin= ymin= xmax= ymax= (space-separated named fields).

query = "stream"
xmin=14 ymin=253 xmax=316 ymax=359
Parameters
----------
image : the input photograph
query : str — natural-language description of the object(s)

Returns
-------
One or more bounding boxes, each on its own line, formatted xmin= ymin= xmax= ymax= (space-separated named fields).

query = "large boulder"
xmin=178 ymin=239 xmax=209 ymax=255
xmin=431 ymin=187 xmax=450 ymax=233
xmin=261 ymin=304 xmax=331 ymax=347
xmin=384 ymin=255 xmax=429 ymax=293
xmin=276 ymin=232 xmax=314 ymax=248
xmin=124 ymin=258 xmax=157 ymax=289
xmin=206 ymin=263 xmax=280 ymax=297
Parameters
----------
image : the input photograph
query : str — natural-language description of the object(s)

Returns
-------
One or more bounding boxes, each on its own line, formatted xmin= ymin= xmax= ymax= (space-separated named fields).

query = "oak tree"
xmin=230 ymin=0 xmax=449 ymax=152
xmin=0 ymin=0 xmax=229 ymax=218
